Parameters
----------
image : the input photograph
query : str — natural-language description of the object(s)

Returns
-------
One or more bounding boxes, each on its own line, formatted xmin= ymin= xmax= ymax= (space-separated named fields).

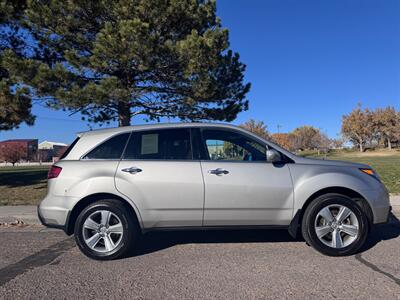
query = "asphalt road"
xmin=0 ymin=213 xmax=399 ymax=299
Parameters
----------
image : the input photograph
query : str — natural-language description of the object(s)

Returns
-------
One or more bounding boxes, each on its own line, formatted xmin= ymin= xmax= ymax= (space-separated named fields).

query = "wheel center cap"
xmin=331 ymin=222 xmax=338 ymax=229
xmin=99 ymin=226 xmax=107 ymax=234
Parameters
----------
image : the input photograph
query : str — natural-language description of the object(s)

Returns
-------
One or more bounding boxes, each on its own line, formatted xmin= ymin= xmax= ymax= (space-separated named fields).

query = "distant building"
xmin=0 ymin=139 xmax=39 ymax=162
xmin=38 ymin=140 xmax=69 ymax=162
xmin=38 ymin=141 xmax=68 ymax=150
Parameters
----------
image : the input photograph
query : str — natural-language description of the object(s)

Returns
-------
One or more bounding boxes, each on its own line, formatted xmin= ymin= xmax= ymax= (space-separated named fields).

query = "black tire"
xmin=74 ymin=200 xmax=138 ymax=260
xmin=301 ymin=193 xmax=369 ymax=256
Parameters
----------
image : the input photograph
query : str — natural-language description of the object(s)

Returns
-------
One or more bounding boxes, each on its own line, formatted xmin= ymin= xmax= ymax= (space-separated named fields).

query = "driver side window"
xmin=202 ymin=129 xmax=266 ymax=162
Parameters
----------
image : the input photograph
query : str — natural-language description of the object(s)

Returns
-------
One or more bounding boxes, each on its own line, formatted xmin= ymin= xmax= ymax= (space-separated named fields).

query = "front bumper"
xmin=362 ymin=185 xmax=391 ymax=224
xmin=373 ymin=205 xmax=392 ymax=224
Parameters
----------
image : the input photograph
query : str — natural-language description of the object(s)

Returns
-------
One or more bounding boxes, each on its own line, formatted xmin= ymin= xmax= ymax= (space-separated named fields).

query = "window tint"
xmin=202 ymin=129 xmax=266 ymax=161
xmin=124 ymin=129 xmax=192 ymax=160
xmin=83 ymin=133 xmax=130 ymax=159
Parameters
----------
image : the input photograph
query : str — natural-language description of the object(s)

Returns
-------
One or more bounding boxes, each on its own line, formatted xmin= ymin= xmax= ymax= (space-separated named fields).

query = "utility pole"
xmin=277 ymin=124 xmax=282 ymax=134
xmin=324 ymin=128 xmax=328 ymax=159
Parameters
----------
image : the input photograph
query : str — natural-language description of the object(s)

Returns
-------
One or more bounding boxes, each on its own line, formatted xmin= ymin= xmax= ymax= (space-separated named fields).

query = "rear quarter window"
xmin=60 ymin=137 xmax=80 ymax=160
xmin=82 ymin=133 xmax=130 ymax=159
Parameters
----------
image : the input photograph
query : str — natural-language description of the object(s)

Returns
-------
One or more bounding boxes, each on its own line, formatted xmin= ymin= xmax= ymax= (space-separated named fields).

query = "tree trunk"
xmin=359 ymin=141 xmax=363 ymax=152
xmin=387 ymin=137 xmax=392 ymax=150
xmin=118 ymin=101 xmax=131 ymax=127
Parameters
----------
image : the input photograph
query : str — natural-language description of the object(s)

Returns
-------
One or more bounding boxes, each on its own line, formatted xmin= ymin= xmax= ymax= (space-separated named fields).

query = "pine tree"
xmin=0 ymin=0 xmax=35 ymax=130
xmin=2 ymin=0 xmax=250 ymax=126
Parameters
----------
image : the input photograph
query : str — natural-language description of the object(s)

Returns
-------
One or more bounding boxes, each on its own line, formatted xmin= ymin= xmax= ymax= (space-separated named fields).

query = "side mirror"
xmin=266 ymin=149 xmax=281 ymax=163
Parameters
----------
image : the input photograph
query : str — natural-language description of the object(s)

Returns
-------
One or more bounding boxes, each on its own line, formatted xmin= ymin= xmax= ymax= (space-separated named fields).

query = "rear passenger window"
xmin=124 ymin=129 xmax=192 ymax=160
xmin=83 ymin=133 xmax=130 ymax=159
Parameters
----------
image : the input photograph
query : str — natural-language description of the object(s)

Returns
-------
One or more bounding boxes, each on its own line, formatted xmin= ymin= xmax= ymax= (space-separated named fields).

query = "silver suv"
xmin=38 ymin=123 xmax=391 ymax=260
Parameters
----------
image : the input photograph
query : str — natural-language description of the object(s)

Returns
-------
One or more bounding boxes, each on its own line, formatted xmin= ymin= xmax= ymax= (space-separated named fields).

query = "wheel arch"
xmin=288 ymin=186 xmax=373 ymax=238
xmin=65 ymin=192 xmax=143 ymax=235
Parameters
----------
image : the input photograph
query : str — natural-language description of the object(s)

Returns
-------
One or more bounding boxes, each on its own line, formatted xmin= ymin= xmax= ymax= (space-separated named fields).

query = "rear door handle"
xmin=208 ymin=168 xmax=229 ymax=175
xmin=121 ymin=167 xmax=142 ymax=174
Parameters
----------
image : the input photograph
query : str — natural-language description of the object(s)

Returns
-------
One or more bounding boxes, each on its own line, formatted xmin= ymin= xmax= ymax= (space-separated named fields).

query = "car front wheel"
xmin=74 ymin=200 xmax=138 ymax=260
xmin=301 ymin=193 xmax=369 ymax=256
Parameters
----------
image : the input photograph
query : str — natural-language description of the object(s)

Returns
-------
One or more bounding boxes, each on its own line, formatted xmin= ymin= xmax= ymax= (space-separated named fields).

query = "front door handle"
xmin=121 ymin=167 xmax=142 ymax=174
xmin=208 ymin=168 xmax=229 ymax=175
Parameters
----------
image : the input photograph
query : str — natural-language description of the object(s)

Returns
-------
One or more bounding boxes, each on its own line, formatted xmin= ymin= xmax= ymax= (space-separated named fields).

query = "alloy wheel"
xmin=82 ymin=210 xmax=124 ymax=253
xmin=314 ymin=204 xmax=359 ymax=249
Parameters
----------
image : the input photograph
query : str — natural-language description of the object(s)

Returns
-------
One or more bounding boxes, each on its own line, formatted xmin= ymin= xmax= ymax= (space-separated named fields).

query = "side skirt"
xmin=142 ymin=224 xmax=290 ymax=234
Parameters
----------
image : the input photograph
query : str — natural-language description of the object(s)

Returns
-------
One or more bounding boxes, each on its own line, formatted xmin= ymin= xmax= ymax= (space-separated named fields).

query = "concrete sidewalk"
xmin=1 ymin=195 xmax=399 ymax=226
xmin=0 ymin=205 xmax=40 ymax=225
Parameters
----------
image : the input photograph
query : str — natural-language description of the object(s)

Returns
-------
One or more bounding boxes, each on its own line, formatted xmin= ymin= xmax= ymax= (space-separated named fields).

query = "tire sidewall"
xmin=303 ymin=195 xmax=369 ymax=256
xmin=74 ymin=201 xmax=135 ymax=260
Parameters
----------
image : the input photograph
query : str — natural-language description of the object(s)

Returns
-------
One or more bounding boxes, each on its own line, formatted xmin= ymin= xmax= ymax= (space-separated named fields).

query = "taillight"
xmin=48 ymin=166 xmax=62 ymax=179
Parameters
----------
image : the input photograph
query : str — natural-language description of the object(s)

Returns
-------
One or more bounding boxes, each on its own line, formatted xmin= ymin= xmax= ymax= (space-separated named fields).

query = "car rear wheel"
xmin=74 ymin=200 xmax=138 ymax=260
xmin=301 ymin=193 xmax=369 ymax=256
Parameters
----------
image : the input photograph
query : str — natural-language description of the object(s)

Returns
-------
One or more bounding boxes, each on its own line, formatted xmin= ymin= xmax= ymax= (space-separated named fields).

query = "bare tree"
xmin=0 ymin=143 xmax=26 ymax=166
xmin=311 ymin=130 xmax=330 ymax=155
xmin=271 ymin=133 xmax=295 ymax=151
xmin=291 ymin=126 xmax=321 ymax=151
xmin=373 ymin=107 xmax=399 ymax=150
xmin=341 ymin=104 xmax=373 ymax=152
xmin=395 ymin=111 xmax=400 ymax=146
xmin=240 ymin=119 xmax=270 ymax=139
xmin=331 ymin=137 xmax=345 ymax=149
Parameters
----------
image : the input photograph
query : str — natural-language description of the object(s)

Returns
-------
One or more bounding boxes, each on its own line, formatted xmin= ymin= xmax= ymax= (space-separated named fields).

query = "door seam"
xmin=287 ymin=164 xmax=296 ymax=219
xmin=199 ymin=161 xmax=206 ymax=226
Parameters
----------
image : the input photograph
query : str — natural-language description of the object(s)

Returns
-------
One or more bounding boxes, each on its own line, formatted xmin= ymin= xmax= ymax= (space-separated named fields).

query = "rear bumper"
xmin=37 ymin=205 xmax=70 ymax=232
xmin=37 ymin=194 xmax=76 ymax=233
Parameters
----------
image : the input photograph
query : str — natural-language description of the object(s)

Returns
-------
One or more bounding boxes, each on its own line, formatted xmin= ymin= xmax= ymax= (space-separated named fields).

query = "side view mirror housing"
xmin=266 ymin=149 xmax=282 ymax=163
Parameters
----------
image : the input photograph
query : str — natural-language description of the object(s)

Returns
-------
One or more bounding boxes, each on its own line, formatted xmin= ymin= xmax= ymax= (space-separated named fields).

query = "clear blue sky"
xmin=2 ymin=0 xmax=399 ymax=144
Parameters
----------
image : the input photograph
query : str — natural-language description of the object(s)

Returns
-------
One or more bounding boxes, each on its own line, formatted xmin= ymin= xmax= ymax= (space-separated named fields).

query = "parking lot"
xmin=0 ymin=212 xmax=398 ymax=299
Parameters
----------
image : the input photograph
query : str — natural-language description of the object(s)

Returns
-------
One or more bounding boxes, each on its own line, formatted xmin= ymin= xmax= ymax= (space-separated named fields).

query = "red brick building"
xmin=0 ymin=139 xmax=39 ymax=162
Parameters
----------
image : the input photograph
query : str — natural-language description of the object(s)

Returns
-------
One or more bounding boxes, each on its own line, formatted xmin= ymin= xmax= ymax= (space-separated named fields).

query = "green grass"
xmin=0 ymin=166 xmax=49 ymax=206
xmin=0 ymin=150 xmax=399 ymax=206
xmin=304 ymin=150 xmax=400 ymax=194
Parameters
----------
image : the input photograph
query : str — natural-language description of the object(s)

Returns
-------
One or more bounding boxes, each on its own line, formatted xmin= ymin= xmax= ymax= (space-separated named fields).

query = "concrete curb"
xmin=391 ymin=195 xmax=400 ymax=206
xmin=1 ymin=196 xmax=399 ymax=226
xmin=0 ymin=206 xmax=40 ymax=225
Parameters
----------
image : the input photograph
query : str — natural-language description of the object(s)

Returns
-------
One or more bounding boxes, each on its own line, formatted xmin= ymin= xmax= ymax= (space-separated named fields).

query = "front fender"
xmin=288 ymin=164 xmax=377 ymax=213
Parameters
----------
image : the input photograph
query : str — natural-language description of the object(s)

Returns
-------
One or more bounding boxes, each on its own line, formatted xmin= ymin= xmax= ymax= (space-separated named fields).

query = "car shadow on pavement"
xmin=128 ymin=213 xmax=400 ymax=258
xmin=359 ymin=212 xmax=400 ymax=253
xmin=129 ymin=228 xmax=303 ymax=257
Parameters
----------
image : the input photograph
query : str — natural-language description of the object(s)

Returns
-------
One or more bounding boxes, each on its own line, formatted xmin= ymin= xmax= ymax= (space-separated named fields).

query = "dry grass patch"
xmin=0 ymin=166 xmax=49 ymax=205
